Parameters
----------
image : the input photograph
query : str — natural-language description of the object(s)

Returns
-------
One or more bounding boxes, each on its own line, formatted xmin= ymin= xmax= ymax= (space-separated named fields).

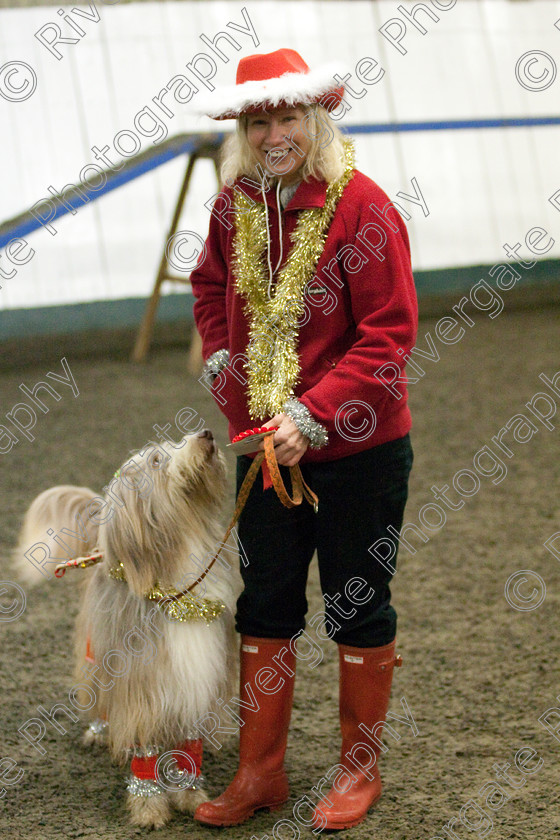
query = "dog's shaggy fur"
xmin=14 ymin=430 xmax=239 ymax=828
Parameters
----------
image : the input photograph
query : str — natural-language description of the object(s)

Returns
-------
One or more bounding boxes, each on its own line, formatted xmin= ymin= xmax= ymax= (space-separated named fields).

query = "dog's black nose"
xmin=197 ymin=429 xmax=214 ymax=440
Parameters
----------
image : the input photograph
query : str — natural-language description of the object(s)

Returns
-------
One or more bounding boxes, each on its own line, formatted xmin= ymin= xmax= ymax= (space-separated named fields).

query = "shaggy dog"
xmin=14 ymin=430 xmax=238 ymax=828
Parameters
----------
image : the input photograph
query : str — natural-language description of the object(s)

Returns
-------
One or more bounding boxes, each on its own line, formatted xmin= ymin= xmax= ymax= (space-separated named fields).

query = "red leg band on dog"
xmin=130 ymin=754 xmax=159 ymax=780
xmin=176 ymin=738 xmax=203 ymax=776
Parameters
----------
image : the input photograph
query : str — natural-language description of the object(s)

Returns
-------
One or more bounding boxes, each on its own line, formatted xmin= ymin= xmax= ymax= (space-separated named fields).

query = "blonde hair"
xmin=219 ymin=104 xmax=348 ymax=186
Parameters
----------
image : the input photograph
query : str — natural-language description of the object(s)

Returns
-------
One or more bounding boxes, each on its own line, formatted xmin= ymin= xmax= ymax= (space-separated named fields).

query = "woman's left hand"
xmin=259 ymin=413 xmax=309 ymax=466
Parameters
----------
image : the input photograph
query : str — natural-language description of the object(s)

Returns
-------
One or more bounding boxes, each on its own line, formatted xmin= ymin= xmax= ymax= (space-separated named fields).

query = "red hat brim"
xmin=197 ymin=58 xmax=349 ymax=121
xmin=212 ymin=85 xmax=345 ymax=121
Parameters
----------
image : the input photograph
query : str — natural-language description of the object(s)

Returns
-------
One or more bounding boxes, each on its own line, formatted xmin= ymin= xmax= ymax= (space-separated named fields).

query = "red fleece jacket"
xmin=190 ymin=168 xmax=418 ymax=463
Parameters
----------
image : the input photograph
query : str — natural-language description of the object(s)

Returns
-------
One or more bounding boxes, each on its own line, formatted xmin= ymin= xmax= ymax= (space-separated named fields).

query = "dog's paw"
xmin=127 ymin=791 xmax=171 ymax=829
xmin=82 ymin=719 xmax=108 ymax=747
xmin=171 ymin=787 xmax=210 ymax=815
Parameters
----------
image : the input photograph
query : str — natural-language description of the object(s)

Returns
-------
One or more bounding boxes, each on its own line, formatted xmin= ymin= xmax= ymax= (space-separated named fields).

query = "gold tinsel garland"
xmin=108 ymin=563 xmax=226 ymax=624
xmin=232 ymin=139 xmax=356 ymax=420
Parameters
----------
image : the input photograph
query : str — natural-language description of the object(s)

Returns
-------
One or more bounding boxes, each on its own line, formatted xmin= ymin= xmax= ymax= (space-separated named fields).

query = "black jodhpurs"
xmin=235 ymin=434 xmax=413 ymax=647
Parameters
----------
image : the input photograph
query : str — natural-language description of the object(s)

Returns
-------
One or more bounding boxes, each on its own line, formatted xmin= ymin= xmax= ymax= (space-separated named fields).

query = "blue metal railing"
xmin=0 ymin=132 xmax=225 ymax=249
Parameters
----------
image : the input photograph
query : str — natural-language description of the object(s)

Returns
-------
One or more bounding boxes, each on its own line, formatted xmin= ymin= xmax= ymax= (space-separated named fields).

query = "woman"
xmin=190 ymin=48 xmax=417 ymax=832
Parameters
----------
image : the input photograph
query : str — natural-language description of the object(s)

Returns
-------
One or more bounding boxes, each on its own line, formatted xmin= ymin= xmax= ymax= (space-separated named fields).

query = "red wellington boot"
xmin=194 ymin=635 xmax=296 ymax=827
xmin=312 ymin=640 xmax=402 ymax=831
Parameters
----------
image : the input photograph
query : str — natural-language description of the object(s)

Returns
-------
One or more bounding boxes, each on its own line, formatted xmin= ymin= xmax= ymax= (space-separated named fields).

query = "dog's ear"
xmin=100 ymin=460 xmax=160 ymax=596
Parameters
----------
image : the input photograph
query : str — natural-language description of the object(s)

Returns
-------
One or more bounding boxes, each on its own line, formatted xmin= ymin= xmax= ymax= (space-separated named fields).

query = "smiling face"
xmin=245 ymin=106 xmax=311 ymax=185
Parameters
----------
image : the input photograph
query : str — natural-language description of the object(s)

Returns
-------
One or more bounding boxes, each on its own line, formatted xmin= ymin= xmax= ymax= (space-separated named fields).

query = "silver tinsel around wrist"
xmin=204 ymin=348 xmax=230 ymax=380
xmin=283 ymin=398 xmax=328 ymax=449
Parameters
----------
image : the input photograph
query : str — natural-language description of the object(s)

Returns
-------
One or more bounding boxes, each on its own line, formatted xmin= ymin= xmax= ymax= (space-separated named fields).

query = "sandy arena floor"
xmin=1 ymin=305 xmax=560 ymax=840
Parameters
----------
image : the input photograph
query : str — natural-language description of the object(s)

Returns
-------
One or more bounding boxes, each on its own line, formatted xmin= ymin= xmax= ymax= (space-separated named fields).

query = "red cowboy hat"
xmin=201 ymin=48 xmax=346 ymax=120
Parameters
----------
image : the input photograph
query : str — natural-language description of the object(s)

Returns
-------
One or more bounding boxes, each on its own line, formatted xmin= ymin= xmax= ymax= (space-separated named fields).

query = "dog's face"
xmin=100 ymin=430 xmax=227 ymax=595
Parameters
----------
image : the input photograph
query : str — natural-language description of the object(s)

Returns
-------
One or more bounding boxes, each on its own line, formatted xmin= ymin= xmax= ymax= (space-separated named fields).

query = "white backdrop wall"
xmin=0 ymin=0 xmax=559 ymax=312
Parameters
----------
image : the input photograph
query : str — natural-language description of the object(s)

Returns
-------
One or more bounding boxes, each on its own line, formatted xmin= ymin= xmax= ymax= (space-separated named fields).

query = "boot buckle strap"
xmin=378 ymin=654 xmax=403 ymax=672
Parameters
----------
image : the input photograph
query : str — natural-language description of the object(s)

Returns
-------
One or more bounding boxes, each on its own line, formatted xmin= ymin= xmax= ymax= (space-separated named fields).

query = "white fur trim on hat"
xmin=197 ymin=62 xmax=348 ymax=119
